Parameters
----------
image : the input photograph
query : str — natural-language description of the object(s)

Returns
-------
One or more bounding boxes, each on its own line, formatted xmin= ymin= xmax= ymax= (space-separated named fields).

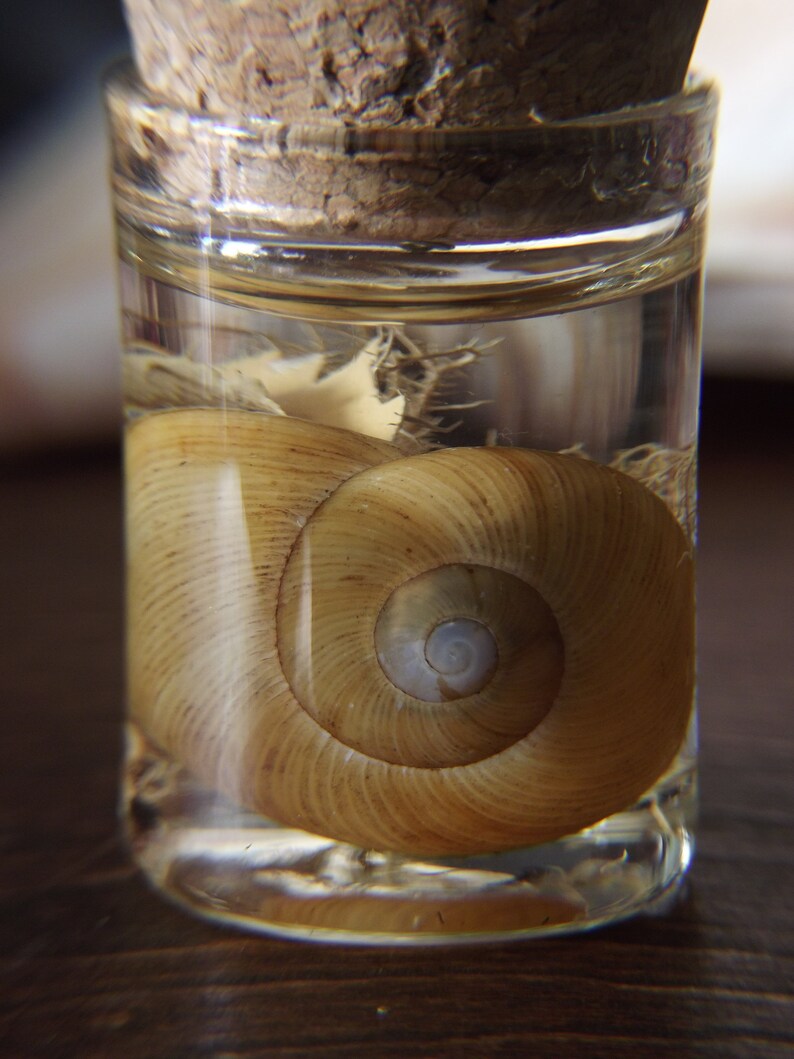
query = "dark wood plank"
xmin=1 ymin=378 xmax=792 ymax=1058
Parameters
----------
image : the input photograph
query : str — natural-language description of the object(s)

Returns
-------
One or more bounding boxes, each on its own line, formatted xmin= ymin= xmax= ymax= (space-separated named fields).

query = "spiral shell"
xmin=127 ymin=409 xmax=694 ymax=855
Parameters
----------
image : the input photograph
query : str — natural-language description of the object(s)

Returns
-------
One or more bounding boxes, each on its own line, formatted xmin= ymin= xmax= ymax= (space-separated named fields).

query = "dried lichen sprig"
xmin=610 ymin=443 xmax=697 ymax=543
xmin=374 ymin=327 xmax=495 ymax=452
xmin=562 ymin=440 xmax=697 ymax=541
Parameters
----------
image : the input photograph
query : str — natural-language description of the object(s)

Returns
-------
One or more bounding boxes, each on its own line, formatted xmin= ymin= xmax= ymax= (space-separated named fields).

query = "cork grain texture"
xmin=124 ymin=0 xmax=707 ymax=124
xmin=117 ymin=0 xmax=710 ymax=241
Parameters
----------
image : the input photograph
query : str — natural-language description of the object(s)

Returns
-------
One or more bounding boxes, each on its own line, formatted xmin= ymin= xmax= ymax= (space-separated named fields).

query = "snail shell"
xmin=127 ymin=409 xmax=694 ymax=855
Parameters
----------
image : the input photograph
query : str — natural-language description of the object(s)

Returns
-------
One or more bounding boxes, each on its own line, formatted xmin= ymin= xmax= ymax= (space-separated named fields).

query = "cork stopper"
xmin=124 ymin=0 xmax=707 ymax=125
xmin=113 ymin=1 xmax=711 ymax=243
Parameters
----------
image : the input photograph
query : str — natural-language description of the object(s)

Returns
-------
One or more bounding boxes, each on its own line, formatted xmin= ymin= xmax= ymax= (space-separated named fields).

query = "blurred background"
xmin=0 ymin=0 xmax=791 ymax=451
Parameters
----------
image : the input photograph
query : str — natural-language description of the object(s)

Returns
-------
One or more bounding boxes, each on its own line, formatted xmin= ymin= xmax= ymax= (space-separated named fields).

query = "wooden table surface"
xmin=1 ymin=376 xmax=792 ymax=1058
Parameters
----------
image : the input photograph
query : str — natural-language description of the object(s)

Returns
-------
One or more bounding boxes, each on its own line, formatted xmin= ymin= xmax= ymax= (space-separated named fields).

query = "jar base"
xmin=126 ymin=730 xmax=695 ymax=946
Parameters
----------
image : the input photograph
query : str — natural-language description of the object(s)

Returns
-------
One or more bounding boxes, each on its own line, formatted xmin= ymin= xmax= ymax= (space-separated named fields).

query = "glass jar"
xmin=107 ymin=62 xmax=718 ymax=944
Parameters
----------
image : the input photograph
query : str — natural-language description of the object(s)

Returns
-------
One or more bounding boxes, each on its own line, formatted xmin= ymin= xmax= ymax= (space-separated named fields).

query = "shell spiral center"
xmin=377 ymin=614 xmax=499 ymax=702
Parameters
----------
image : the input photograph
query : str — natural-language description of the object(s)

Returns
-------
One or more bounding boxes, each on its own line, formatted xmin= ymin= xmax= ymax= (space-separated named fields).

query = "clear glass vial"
xmin=107 ymin=62 xmax=718 ymax=944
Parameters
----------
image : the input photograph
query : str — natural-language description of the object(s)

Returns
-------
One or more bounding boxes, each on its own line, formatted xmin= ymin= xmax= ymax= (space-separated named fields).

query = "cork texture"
xmin=115 ymin=1 xmax=711 ymax=242
xmin=123 ymin=0 xmax=707 ymax=125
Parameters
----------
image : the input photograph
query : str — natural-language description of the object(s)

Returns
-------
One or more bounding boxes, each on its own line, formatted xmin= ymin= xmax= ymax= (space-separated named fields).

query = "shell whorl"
xmin=127 ymin=409 xmax=695 ymax=855
xmin=388 ymin=613 xmax=500 ymax=702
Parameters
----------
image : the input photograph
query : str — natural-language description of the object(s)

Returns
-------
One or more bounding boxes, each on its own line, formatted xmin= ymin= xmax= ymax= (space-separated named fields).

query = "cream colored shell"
xmin=126 ymin=408 xmax=695 ymax=855
xmin=123 ymin=338 xmax=404 ymax=441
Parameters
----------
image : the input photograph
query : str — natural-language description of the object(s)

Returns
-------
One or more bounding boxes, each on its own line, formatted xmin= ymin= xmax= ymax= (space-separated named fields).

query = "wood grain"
xmin=1 ymin=377 xmax=792 ymax=1058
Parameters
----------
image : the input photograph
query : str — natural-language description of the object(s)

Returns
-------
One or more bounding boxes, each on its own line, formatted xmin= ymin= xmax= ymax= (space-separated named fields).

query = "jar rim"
xmin=106 ymin=58 xmax=717 ymax=248
xmin=105 ymin=59 xmax=718 ymax=157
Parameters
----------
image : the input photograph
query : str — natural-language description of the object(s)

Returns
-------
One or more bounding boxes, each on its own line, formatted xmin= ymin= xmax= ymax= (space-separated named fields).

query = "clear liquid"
xmin=121 ymin=225 xmax=701 ymax=943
